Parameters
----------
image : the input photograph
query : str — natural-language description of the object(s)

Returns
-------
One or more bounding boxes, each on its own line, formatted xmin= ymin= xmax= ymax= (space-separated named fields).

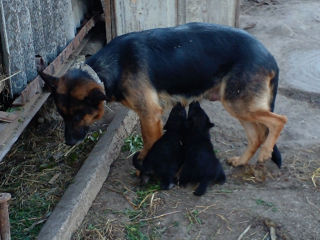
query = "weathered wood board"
xmin=114 ymin=0 xmax=239 ymax=36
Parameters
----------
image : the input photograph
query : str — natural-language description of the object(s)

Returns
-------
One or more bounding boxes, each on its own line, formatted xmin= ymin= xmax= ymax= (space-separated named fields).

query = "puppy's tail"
xmin=269 ymin=68 xmax=282 ymax=169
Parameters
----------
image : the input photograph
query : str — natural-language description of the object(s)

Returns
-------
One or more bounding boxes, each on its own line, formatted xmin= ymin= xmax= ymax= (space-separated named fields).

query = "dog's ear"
xmin=39 ymin=71 xmax=59 ymax=92
xmin=86 ymin=88 xmax=107 ymax=106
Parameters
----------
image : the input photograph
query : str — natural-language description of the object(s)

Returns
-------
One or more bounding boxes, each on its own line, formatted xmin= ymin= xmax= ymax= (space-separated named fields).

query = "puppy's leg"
xmin=178 ymin=169 xmax=189 ymax=187
xmin=160 ymin=176 xmax=175 ymax=190
xmin=216 ymin=170 xmax=226 ymax=185
xmin=194 ymin=180 xmax=209 ymax=196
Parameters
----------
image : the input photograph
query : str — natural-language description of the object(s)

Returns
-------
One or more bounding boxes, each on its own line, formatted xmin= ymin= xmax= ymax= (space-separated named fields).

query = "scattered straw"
xmin=138 ymin=210 xmax=181 ymax=222
xmin=0 ymin=70 xmax=22 ymax=83
xmin=306 ymin=197 xmax=320 ymax=213
xmin=196 ymin=204 xmax=217 ymax=214
xmin=311 ymin=167 xmax=320 ymax=187
xmin=237 ymin=225 xmax=251 ymax=240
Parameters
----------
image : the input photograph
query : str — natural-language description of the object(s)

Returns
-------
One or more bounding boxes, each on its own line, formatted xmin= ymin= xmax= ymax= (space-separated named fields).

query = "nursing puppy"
xmin=180 ymin=101 xmax=226 ymax=196
xmin=133 ymin=103 xmax=186 ymax=190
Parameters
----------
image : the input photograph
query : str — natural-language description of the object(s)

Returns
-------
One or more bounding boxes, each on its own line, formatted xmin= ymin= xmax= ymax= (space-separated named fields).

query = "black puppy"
xmin=133 ymin=103 xmax=186 ymax=190
xmin=179 ymin=101 xmax=226 ymax=196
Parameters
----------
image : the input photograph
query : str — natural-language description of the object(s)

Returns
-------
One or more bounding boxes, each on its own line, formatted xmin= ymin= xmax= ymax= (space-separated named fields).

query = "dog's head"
xmin=186 ymin=101 xmax=214 ymax=130
xmin=40 ymin=69 xmax=106 ymax=145
xmin=163 ymin=102 xmax=187 ymax=132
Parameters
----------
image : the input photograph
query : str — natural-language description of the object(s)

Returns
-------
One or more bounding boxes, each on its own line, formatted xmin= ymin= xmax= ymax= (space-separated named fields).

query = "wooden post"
xmin=104 ymin=0 xmax=116 ymax=43
xmin=0 ymin=193 xmax=11 ymax=240
xmin=235 ymin=0 xmax=240 ymax=28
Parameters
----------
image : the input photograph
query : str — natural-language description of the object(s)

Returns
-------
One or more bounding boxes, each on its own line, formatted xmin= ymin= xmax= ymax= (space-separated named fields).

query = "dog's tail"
xmin=269 ymin=68 xmax=282 ymax=168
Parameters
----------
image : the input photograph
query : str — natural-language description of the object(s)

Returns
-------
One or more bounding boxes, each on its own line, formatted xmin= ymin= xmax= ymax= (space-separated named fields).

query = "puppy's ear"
xmin=208 ymin=121 xmax=215 ymax=128
xmin=86 ymin=88 xmax=107 ymax=106
xmin=39 ymin=71 xmax=59 ymax=92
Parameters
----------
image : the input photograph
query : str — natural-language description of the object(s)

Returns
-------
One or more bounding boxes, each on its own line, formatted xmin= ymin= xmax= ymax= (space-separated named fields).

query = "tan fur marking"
xmin=57 ymin=77 xmax=68 ymax=94
xmin=120 ymin=70 xmax=164 ymax=159
xmin=57 ymin=104 xmax=68 ymax=115
xmin=78 ymin=102 xmax=105 ymax=127
xmin=71 ymin=82 xmax=104 ymax=100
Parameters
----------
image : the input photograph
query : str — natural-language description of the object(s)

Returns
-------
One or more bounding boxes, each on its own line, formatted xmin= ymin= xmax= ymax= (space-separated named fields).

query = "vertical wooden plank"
xmin=104 ymin=0 xmax=113 ymax=43
xmin=234 ymin=0 xmax=240 ymax=28
xmin=183 ymin=0 xmax=238 ymax=27
xmin=114 ymin=0 xmax=177 ymax=36
xmin=110 ymin=0 xmax=117 ymax=38
xmin=177 ymin=0 xmax=186 ymax=25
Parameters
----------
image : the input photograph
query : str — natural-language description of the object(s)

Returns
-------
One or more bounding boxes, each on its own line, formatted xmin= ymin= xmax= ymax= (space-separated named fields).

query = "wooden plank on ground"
xmin=0 ymin=92 xmax=50 ymax=161
xmin=0 ymin=111 xmax=18 ymax=123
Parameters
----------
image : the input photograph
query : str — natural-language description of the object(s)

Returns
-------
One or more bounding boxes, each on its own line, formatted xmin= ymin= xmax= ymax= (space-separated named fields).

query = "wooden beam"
xmin=235 ymin=0 xmax=240 ymax=28
xmin=104 ymin=0 xmax=113 ymax=43
xmin=0 ymin=111 xmax=17 ymax=123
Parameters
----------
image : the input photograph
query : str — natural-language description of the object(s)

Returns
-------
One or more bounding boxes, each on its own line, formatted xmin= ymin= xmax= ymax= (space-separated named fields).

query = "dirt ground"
xmin=73 ymin=1 xmax=320 ymax=239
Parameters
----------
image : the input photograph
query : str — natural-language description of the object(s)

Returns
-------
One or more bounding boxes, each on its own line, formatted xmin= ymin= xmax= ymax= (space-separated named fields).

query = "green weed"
xmin=125 ymin=222 xmax=148 ymax=240
xmin=122 ymin=134 xmax=143 ymax=155
xmin=255 ymin=198 xmax=278 ymax=212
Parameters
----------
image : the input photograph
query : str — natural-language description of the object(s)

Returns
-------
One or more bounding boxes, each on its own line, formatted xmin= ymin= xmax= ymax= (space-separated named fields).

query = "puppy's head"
xmin=39 ymin=69 xmax=106 ymax=145
xmin=163 ymin=102 xmax=187 ymax=132
xmin=186 ymin=101 xmax=214 ymax=130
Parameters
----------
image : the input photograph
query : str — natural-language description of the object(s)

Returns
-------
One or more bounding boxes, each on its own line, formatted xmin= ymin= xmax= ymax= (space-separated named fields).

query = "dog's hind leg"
xmin=249 ymin=111 xmax=287 ymax=163
xmin=227 ymin=121 xmax=263 ymax=167
xmin=221 ymin=71 xmax=287 ymax=167
xmin=256 ymin=123 xmax=282 ymax=168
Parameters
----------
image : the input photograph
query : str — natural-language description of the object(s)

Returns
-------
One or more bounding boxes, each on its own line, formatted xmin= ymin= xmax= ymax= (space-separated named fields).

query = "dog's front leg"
xmin=138 ymin=112 xmax=163 ymax=160
xmin=121 ymin=87 xmax=163 ymax=161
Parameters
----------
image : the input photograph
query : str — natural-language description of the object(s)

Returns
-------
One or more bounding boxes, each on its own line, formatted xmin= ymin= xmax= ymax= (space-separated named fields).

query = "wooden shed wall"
xmin=0 ymin=0 xmax=94 ymax=97
xmin=114 ymin=0 xmax=239 ymax=36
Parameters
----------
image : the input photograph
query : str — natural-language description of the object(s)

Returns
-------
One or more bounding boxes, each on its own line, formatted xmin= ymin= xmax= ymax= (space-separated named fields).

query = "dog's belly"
xmin=158 ymin=85 xmax=221 ymax=109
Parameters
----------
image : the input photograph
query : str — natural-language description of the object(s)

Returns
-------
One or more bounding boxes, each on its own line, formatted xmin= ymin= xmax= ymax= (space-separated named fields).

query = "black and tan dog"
xmin=179 ymin=101 xmax=226 ymax=196
xmin=39 ymin=22 xmax=287 ymax=168
xmin=132 ymin=102 xmax=186 ymax=190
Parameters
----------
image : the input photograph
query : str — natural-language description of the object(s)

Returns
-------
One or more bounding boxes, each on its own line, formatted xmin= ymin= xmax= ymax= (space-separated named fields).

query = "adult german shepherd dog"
xmin=39 ymin=22 xmax=287 ymax=168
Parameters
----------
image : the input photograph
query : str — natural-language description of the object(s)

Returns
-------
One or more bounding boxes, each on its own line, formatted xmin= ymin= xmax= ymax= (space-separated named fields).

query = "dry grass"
xmin=0 ymin=100 xmax=107 ymax=240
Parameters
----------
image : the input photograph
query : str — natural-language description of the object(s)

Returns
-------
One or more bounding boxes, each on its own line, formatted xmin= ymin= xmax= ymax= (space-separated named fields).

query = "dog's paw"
xmin=258 ymin=147 xmax=272 ymax=163
xmin=227 ymin=156 xmax=244 ymax=167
